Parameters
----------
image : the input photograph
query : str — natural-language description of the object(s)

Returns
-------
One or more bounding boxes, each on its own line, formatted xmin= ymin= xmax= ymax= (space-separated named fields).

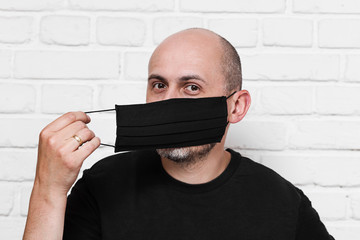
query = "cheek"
xmin=145 ymin=87 xmax=152 ymax=103
xmin=145 ymin=90 xmax=158 ymax=103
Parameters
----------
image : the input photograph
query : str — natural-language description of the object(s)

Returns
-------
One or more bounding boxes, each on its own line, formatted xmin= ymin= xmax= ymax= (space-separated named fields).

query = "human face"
xmin=146 ymin=30 xmax=226 ymax=164
xmin=146 ymin=30 xmax=226 ymax=102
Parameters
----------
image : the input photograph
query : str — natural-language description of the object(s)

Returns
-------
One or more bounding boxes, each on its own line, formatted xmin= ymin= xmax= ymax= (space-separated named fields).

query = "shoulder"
xmin=229 ymin=149 xmax=302 ymax=204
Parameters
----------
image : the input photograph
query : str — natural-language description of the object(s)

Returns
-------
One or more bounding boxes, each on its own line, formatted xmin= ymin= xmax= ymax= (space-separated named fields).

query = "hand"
xmin=34 ymin=111 xmax=100 ymax=198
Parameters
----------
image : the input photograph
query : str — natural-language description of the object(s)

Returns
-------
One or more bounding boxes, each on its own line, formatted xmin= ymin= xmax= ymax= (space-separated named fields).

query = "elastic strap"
xmin=226 ymin=91 xmax=237 ymax=99
xmin=85 ymin=108 xmax=115 ymax=114
xmin=100 ymin=143 xmax=115 ymax=148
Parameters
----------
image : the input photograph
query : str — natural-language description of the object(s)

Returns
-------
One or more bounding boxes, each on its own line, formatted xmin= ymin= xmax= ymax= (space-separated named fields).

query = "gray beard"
xmin=156 ymin=143 xmax=216 ymax=166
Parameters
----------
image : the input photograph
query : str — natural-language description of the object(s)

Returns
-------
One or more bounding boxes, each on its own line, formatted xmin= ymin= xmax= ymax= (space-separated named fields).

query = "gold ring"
xmin=73 ymin=135 xmax=83 ymax=146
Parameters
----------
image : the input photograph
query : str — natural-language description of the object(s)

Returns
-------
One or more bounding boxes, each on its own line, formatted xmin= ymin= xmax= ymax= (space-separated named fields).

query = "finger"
xmin=72 ymin=137 xmax=101 ymax=166
xmin=58 ymin=120 xmax=89 ymax=140
xmin=64 ymin=128 xmax=96 ymax=152
xmin=43 ymin=112 xmax=90 ymax=133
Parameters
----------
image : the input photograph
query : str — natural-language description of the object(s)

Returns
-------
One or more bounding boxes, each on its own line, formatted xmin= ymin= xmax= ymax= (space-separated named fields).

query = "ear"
xmin=227 ymin=90 xmax=251 ymax=123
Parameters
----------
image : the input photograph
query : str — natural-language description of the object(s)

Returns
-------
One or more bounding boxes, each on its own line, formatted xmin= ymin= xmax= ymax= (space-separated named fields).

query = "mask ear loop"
xmin=85 ymin=108 xmax=116 ymax=148
xmin=85 ymin=108 xmax=115 ymax=114
xmin=226 ymin=90 xmax=237 ymax=99
xmin=225 ymin=90 xmax=237 ymax=125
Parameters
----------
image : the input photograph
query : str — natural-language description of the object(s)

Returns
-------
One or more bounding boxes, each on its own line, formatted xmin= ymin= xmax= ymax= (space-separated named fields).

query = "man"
xmin=23 ymin=28 xmax=334 ymax=239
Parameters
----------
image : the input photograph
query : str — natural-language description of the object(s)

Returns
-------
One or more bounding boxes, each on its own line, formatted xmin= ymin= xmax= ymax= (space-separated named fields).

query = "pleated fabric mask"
xmin=86 ymin=91 xmax=236 ymax=152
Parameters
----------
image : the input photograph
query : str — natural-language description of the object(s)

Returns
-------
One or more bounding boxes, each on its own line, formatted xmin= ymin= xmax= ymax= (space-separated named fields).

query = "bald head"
xmin=149 ymin=28 xmax=242 ymax=94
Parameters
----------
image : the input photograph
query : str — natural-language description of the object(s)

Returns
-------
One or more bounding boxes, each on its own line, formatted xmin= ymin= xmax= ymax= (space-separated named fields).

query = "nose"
xmin=163 ymin=88 xmax=182 ymax=100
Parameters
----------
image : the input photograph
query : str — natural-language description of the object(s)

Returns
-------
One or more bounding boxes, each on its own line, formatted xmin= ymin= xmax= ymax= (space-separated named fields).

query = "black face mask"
xmin=86 ymin=91 xmax=236 ymax=152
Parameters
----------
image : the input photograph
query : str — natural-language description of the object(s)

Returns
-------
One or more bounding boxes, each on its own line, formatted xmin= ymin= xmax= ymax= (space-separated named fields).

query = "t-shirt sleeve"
xmin=63 ymin=169 xmax=101 ymax=240
xmin=295 ymin=188 xmax=335 ymax=240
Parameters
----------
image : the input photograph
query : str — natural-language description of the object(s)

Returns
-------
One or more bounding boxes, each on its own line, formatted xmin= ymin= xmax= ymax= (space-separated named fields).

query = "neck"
xmin=160 ymin=144 xmax=231 ymax=184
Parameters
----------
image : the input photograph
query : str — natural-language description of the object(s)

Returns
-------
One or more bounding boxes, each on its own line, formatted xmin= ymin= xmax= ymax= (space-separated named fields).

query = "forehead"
xmin=148 ymin=30 xmax=224 ymax=85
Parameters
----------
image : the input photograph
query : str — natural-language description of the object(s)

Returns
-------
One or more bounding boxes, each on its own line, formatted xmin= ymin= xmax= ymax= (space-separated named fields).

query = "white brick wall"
xmin=293 ymin=0 xmax=360 ymax=14
xmin=0 ymin=84 xmax=36 ymax=113
xmin=69 ymin=0 xmax=174 ymax=11
xmin=0 ymin=0 xmax=65 ymax=11
xmin=180 ymin=0 xmax=285 ymax=13
xmin=0 ymin=17 xmax=32 ymax=44
xmin=208 ymin=19 xmax=258 ymax=47
xmin=242 ymin=54 xmax=340 ymax=80
xmin=1 ymin=1 xmax=359 ymax=239
xmin=97 ymin=17 xmax=146 ymax=46
xmin=0 ymin=51 xmax=12 ymax=78
xmin=303 ymin=188 xmax=349 ymax=220
xmin=14 ymin=51 xmax=120 ymax=79
xmin=153 ymin=17 xmax=203 ymax=44
xmin=345 ymin=55 xmax=360 ymax=82
xmin=316 ymin=85 xmax=360 ymax=115
xmin=0 ymin=183 xmax=14 ymax=215
xmin=262 ymin=18 xmax=313 ymax=47
xmin=41 ymin=84 xmax=93 ymax=113
xmin=319 ymin=19 xmax=360 ymax=48
xmin=40 ymin=15 xmax=90 ymax=46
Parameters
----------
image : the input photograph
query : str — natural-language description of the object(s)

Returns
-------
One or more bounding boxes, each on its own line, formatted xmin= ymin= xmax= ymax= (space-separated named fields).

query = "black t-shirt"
xmin=63 ymin=149 xmax=335 ymax=240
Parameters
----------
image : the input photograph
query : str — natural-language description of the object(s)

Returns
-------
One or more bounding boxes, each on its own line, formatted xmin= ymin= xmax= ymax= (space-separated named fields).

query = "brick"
xmin=0 ymin=183 xmax=14 ymax=215
xmin=302 ymin=188 xmax=348 ymax=220
xmin=14 ymin=51 xmax=119 ymax=79
xmin=293 ymin=0 xmax=360 ymax=14
xmin=180 ymin=0 xmax=285 ymax=13
xmin=0 ymin=217 xmax=26 ymax=240
xmin=0 ymin=83 xmax=36 ymax=113
xmin=20 ymin=184 xmax=33 ymax=216
xmin=350 ymin=193 xmax=360 ymax=219
xmin=0 ymin=150 xmax=36 ymax=181
xmin=153 ymin=17 xmax=203 ymax=44
xmin=345 ymin=55 xmax=360 ymax=82
xmin=225 ymin=120 xmax=287 ymax=150
xmin=0 ymin=0 xmax=64 ymax=11
xmin=316 ymin=86 xmax=360 ymax=115
xmin=319 ymin=19 xmax=360 ymax=48
xmin=0 ymin=17 xmax=32 ymax=44
xmin=97 ymin=17 xmax=146 ymax=46
xmin=263 ymin=155 xmax=360 ymax=187
xmin=263 ymin=18 xmax=313 ymax=47
xmin=124 ymin=52 xmax=152 ymax=80
xmin=208 ymin=19 xmax=258 ymax=47
xmin=41 ymin=84 xmax=93 ymax=113
xmin=260 ymin=86 xmax=313 ymax=114
xmin=0 ymin=51 xmax=11 ymax=78
xmin=326 ymin=222 xmax=360 ymax=240
xmin=69 ymin=0 xmax=174 ymax=11
xmin=313 ymin=156 xmax=360 ymax=187
xmin=0 ymin=118 xmax=50 ymax=147
xmin=98 ymin=82 xmax=147 ymax=108
xmin=242 ymin=54 xmax=339 ymax=81
xmin=289 ymin=120 xmax=360 ymax=150
xmin=40 ymin=15 xmax=90 ymax=46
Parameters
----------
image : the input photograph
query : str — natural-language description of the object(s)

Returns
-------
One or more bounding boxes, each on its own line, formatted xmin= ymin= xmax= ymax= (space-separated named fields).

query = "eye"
xmin=153 ymin=82 xmax=167 ymax=89
xmin=185 ymin=84 xmax=200 ymax=93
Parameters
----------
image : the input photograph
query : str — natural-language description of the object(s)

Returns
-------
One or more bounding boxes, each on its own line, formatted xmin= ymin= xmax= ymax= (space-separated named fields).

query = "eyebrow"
xmin=148 ymin=74 xmax=166 ymax=82
xmin=148 ymin=74 xmax=206 ymax=84
xmin=179 ymin=74 xmax=206 ymax=84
